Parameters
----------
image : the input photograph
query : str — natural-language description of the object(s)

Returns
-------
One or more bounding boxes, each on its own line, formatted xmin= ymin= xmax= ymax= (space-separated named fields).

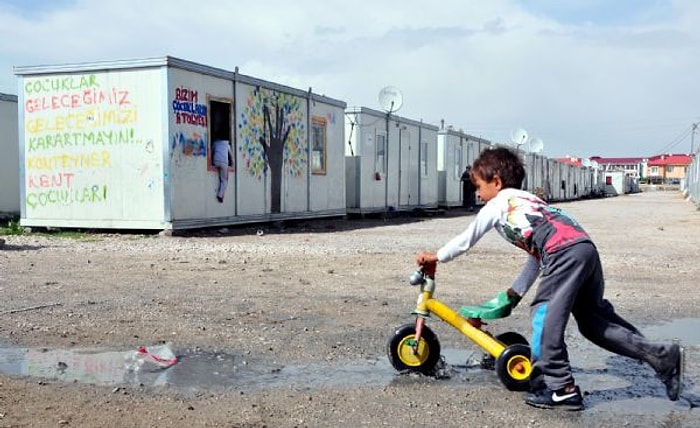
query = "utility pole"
xmin=692 ymin=122 xmax=698 ymax=156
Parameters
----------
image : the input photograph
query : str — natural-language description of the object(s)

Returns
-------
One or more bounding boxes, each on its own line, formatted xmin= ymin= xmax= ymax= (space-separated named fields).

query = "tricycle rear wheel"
xmin=480 ymin=331 xmax=529 ymax=370
xmin=387 ymin=323 xmax=441 ymax=375
xmin=495 ymin=331 xmax=528 ymax=347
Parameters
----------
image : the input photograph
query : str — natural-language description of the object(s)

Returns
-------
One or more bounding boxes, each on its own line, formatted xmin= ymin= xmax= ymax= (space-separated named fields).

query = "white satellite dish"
xmin=510 ymin=127 xmax=529 ymax=147
xmin=378 ymin=86 xmax=403 ymax=113
xmin=529 ymin=138 xmax=544 ymax=154
xmin=582 ymin=158 xmax=592 ymax=167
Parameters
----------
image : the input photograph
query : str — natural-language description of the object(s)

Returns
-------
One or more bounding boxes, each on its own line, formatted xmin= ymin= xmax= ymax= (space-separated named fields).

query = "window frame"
xmin=207 ymin=96 xmax=234 ymax=172
xmin=454 ymin=145 xmax=462 ymax=180
xmin=420 ymin=141 xmax=428 ymax=176
xmin=375 ymin=132 xmax=387 ymax=174
xmin=310 ymin=116 xmax=328 ymax=175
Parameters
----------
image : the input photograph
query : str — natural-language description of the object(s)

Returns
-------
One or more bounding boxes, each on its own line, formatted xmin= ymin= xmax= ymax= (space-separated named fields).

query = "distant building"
xmin=589 ymin=156 xmax=644 ymax=179
xmin=645 ymin=154 xmax=692 ymax=185
xmin=556 ymin=156 xmax=583 ymax=166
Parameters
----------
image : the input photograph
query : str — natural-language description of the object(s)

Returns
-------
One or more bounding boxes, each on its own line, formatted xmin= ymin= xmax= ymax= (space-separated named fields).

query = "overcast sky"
xmin=1 ymin=0 xmax=699 ymax=158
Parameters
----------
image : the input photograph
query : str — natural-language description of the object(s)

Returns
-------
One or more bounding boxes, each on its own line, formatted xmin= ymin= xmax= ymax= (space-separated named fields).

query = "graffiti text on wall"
xmin=173 ymin=86 xmax=207 ymax=127
xmin=26 ymin=186 xmax=108 ymax=209
xmin=24 ymin=75 xmax=99 ymax=94
xmin=23 ymin=73 xmax=145 ymax=211
xmin=25 ymin=89 xmax=131 ymax=112
xmin=27 ymin=129 xmax=137 ymax=152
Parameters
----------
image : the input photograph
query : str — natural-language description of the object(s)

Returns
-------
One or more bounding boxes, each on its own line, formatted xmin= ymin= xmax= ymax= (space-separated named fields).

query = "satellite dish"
xmin=510 ymin=127 xmax=529 ymax=147
xmin=590 ymin=160 xmax=600 ymax=169
xmin=378 ymin=86 xmax=403 ymax=113
xmin=582 ymin=158 xmax=592 ymax=167
xmin=529 ymin=138 xmax=544 ymax=154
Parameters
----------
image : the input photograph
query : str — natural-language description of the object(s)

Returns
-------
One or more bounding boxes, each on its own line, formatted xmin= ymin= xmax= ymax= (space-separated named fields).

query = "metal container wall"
xmin=344 ymin=107 xmax=439 ymax=213
xmin=0 ymin=93 xmax=19 ymax=215
xmin=19 ymin=68 xmax=166 ymax=229
xmin=167 ymin=67 xmax=234 ymax=222
xmin=436 ymin=129 xmax=492 ymax=208
xmin=684 ymin=156 xmax=699 ymax=205
xmin=16 ymin=57 xmax=347 ymax=230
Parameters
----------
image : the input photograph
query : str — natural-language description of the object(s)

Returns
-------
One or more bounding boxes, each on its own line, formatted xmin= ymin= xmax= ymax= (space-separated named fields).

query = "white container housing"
xmin=345 ymin=107 xmax=439 ymax=214
xmin=604 ymin=170 xmax=631 ymax=196
xmin=0 ymin=93 xmax=19 ymax=215
xmin=522 ymin=152 xmax=547 ymax=198
xmin=15 ymin=57 xmax=346 ymax=230
xmin=437 ymin=128 xmax=491 ymax=208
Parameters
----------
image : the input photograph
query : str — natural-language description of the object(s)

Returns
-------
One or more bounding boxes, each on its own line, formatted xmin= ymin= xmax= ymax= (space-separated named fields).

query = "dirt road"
xmin=1 ymin=190 xmax=699 ymax=427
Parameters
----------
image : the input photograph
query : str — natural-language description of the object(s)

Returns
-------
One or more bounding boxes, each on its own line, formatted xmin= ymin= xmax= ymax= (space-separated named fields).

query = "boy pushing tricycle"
xmin=390 ymin=146 xmax=683 ymax=411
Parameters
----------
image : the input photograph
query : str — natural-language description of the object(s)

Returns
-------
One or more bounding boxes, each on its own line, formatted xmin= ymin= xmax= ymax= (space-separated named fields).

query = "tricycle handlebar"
xmin=409 ymin=270 xmax=424 ymax=286
xmin=409 ymin=261 xmax=437 ymax=285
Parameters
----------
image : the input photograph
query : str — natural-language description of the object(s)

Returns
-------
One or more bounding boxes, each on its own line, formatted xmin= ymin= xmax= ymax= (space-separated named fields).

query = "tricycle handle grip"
xmin=409 ymin=270 xmax=424 ymax=286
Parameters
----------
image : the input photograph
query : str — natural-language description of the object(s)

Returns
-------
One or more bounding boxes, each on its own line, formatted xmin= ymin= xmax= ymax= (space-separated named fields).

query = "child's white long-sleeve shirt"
xmin=436 ymin=188 xmax=591 ymax=296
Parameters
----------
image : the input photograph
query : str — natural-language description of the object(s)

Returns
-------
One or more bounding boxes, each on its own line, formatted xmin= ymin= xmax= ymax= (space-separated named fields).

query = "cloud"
xmin=2 ymin=0 xmax=699 ymax=157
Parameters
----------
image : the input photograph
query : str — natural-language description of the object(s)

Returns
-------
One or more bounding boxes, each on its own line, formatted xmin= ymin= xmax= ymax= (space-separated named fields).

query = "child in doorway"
xmin=416 ymin=146 xmax=682 ymax=411
xmin=212 ymin=139 xmax=233 ymax=203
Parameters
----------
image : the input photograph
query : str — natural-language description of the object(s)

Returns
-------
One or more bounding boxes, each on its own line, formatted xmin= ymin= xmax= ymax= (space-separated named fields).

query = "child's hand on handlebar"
xmin=416 ymin=251 xmax=439 ymax=266
xmin=506 ymin=287 xmax=522 ymax=309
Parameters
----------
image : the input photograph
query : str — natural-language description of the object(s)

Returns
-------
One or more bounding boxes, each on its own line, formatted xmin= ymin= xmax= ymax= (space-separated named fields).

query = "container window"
xmin=375 ymin=133 xmax=386 ymax=174
xmin=454 ymin=145 xmax=462 ymax=180
xmin=311 ymin=117 xmax=327 ymax=175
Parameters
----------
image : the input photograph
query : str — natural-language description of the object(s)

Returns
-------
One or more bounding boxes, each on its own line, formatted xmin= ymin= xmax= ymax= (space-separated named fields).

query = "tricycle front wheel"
xmin=387 ymin=323 xmax=441 ymax=375
xmin=495 ymin=343 xmax=532 ymax=391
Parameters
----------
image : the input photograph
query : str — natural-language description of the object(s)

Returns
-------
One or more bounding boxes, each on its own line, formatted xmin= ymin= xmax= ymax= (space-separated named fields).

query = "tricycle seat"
xmin=459 ymin=291 xmax=516 ymax=320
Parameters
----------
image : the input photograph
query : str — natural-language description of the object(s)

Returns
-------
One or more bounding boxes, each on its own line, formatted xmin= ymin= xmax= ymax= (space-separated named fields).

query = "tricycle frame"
xmin=387 ymin=262 xmax=532 ymax=391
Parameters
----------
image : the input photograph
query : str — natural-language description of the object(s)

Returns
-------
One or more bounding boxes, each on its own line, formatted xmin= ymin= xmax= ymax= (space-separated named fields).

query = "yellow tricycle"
xmin=387 ymin=262 xmax=533 ymax=391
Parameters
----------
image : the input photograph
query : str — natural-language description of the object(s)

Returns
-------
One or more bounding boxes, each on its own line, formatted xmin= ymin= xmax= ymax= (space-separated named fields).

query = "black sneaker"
xmin=657 ymin=343 xmax=683 ymax=401
xmin=524 ymin=385 xmax=584 ymax=411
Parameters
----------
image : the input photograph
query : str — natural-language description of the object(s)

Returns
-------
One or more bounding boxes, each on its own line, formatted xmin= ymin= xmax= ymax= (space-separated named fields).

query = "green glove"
xmin=459 ymin=290 xmax=520 ymax=319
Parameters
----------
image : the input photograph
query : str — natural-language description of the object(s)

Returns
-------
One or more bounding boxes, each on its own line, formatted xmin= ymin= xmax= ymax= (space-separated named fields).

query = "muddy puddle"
xmin=0 ymin=345 xmax=399 ymax=393
xmin=0 ymin=318 xmax=699 ymax=412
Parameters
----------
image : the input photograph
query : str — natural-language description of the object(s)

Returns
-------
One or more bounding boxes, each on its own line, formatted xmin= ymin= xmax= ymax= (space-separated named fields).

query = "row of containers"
xmin=0 ymin=56 xmax=610 ymax=231
xmin=685 ymin=155 xmax=700 ymax=206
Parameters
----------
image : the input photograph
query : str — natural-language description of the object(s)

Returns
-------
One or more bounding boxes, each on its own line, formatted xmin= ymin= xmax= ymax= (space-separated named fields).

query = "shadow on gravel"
xmin=0 ymin=243 xmax=47 ymax=252
xmin=1 ymin=208 xmax=478 ymax=239
xmin=176 ymin=209 xmax=464 ymax=238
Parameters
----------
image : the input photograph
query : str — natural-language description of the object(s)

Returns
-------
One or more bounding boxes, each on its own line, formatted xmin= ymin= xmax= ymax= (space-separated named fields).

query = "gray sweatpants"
xmin=530 ymin=241 xmax=675 ymax=391
xmin=215 ymin=163 xmax=229 ymax=200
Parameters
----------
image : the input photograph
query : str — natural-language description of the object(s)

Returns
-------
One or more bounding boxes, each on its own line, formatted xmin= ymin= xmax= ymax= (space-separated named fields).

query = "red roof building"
xmin=556 ymin=156 xmax=583 ymax=166
xmin=646 ymin=154 xmax=692 ymax=184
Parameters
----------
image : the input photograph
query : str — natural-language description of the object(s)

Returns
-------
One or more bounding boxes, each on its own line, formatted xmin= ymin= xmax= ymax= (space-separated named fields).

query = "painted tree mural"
xmin=239 ymin=87 xmax=306 ymax=213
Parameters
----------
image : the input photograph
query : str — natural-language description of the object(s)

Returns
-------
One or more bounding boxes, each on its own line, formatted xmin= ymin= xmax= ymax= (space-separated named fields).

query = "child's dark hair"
xmin=472 ymin=146 xmax=525 ymax=189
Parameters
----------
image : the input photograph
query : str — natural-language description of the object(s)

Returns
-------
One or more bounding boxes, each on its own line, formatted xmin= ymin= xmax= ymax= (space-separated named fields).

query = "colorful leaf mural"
xmin=238 ymin=87 xmax=306 ymax=213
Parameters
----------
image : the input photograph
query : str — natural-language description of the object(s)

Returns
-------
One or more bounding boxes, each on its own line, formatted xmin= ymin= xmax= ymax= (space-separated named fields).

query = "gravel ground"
xmin=1 ymin=190 xmax=700 ymax=427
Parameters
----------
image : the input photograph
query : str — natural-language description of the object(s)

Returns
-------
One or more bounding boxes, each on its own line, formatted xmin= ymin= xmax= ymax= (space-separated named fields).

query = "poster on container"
xmin=22 ymin=70 xmax=164 ymax=226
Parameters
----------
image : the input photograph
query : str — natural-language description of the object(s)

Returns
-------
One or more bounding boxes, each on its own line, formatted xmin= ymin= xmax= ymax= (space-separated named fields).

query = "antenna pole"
xmin=377 ymin=87 xmax=402 ymax=219
xmin=692 ymin=122 xmax=698 ymax=155
xmin=384 ymin=106 xmax=391 ymax=219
